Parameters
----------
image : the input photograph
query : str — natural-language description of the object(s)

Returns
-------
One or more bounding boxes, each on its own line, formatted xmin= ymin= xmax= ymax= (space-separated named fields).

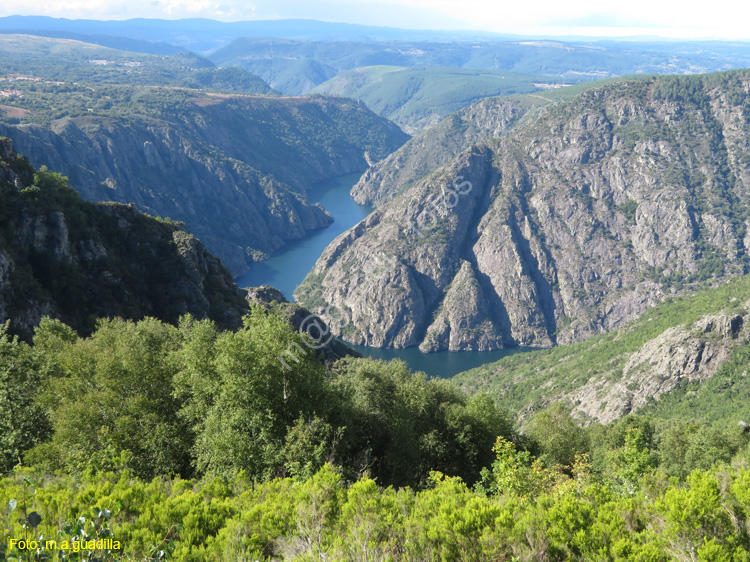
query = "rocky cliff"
xmin=350 ymin=94 xmax=545 ymax=207
xmin=296 ymin=71 xmax=750 ymax=352
xmin=453 ymin=274 xmax=750 ymax=424
xmin=0 ymin=91 xmax=408 ymax=275
xmin=0 ymin=138 xmax=250 ymax=338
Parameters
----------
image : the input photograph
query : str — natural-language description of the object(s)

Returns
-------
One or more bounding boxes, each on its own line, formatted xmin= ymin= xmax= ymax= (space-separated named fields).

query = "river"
xmin=235 ymin=173 xmax=526 ymax=378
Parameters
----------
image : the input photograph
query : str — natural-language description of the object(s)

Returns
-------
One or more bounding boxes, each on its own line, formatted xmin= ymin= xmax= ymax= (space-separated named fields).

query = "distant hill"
xmin=0 ymin=34 xmax=273 ymax=94
xmin=0 ymin=28 xmax=183 ymax=54
xmin=311 ymin=66 xmax=565 ymax=133
xmin=211 ymin=36 xmax=750 ymax=94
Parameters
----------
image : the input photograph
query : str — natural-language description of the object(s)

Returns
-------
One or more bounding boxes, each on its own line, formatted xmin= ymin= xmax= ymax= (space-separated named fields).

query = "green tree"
xmin=478 ymin=437 xmax=561 ymax=498
xmin=606 ymin=424 xmax=658 ymax=495
xmin=526 ymin=402 xmax=589 ymax=470
xmin=0 ymin=322 xmax=52 ymax=472
xmin=27 ymin=316 xmax=190 ymax=477
xmin=183 ymin=309 xmax=329 ymax=479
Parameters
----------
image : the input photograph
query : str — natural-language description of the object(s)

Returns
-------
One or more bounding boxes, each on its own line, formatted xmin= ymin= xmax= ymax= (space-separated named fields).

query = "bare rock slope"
xmin=297 ymin=72 xmax=750 ymax=352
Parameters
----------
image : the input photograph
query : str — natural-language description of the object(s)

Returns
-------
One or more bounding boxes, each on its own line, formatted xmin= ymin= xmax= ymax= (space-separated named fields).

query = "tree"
xmin=0 ymin=322 xmax=52 ymax=472
xmin=526 ymin=402 xmax=589 ymax=470
xmin=184 ymin=309 xmax=329 ymax=479
xmin=27 ymin=316 xmax=191 ymax=478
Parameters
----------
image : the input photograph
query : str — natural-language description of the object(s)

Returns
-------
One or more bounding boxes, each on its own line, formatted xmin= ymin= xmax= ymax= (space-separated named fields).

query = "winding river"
xmin=235 ymin=173 xmax=526 ymax=378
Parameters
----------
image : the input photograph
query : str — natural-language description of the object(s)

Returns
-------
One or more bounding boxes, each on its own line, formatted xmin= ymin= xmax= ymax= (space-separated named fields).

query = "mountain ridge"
xmin=296 ymin=70 xmax=750 ymax=352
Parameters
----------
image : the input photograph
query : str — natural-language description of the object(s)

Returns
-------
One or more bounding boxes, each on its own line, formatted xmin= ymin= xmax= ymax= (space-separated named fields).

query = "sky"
xmin=2 ymin=0 xmax=750 ymax=40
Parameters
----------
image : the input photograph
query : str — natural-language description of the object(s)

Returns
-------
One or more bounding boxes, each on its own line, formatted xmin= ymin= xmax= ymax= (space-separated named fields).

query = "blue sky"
xmin=2 ymin=0 xmax=750 ymax=40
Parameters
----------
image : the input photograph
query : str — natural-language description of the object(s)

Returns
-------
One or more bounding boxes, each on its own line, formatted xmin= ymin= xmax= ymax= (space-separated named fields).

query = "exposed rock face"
xmin=0 ymin=95 xmax=407 ymax=275
xmin=297 ymin=72 xmax=750 ymax=351
xmin=0 ymin=139 xmax=249 ymax=337
xmin=351 ymin=96 xmax=542 ymax=207
xmin=568 ymin=311 xmax=747 ymax=423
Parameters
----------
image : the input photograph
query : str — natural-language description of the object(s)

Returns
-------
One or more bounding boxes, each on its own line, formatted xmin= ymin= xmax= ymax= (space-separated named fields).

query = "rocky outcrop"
xmin=420 ymin=260 xmax=506 ymax=351
xmin=245 ymin=284 xmax=357 ymax=366
xmin=297 ymin=72 xmax=750 ymax=351
xmin=453 ymin=282 xmax=750 ymax=425
xmin=351 ymin=95 xmax=542 ymax=207
xmin=0 ymin=94 xmax=407 ymax=275
xmin=0 ymin=139 xmax=249 ymax=337
xmin=568 ymin=310 xmax=747 ymax=423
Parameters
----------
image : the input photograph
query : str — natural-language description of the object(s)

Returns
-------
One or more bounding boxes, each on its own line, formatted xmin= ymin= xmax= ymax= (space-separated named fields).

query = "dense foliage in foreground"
xmin=0 ymin=312 xmax=510 ymax=489
xmin=3 ymin=454 xmax=750 ymax=561
xmin=4 ymin=282 xmax=750 ymax=560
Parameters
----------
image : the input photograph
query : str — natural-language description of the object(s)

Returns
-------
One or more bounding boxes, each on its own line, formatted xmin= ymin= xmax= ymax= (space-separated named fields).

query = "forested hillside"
xmin=0 ymin=34 xmax=272 ymax=93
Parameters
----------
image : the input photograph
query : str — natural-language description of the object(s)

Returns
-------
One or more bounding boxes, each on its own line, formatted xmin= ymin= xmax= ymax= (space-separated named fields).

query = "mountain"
xmin=0 ymin=36 xmax=408 ymax=275
xmin=453 ymin=273 xmax=750 ymax=424
xmin=296 ymin=70 xmax=750 ymax=352
xmin=0 ymin=138 xmax=249 ymax=338
xmin=351 ymin=77 xmax=646 ymax=207
xmin=310 ymin=66 xmax=564 ymax=133
xmin=0 ymin=34 xmax=271 ymax=93
xmin=0 ymin=16 xmax=518 ymax=53
xmin=210 ymin=37 xmax=750 ymax=95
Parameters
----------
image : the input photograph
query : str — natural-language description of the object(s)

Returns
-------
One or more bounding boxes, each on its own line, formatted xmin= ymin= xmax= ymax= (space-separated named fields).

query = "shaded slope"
xmin=0 ymin=138 xmax=248 ymax=338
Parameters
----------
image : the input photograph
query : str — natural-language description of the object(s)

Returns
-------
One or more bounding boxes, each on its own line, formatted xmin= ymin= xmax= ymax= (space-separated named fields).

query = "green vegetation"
xmin=4 ymin=229 xmax=750 ymax=560
xmin=454 ymin=274 xmax=750 ymax=417
xmin=0 ymin=34 xmax=274 ymax=95
xmin=0 ymin=312 xmax=510 ymax=488
xmin=7 ymin=38 xmax=750 ymax=560
xmin=4 ymin=299 xmax=750 ymax=559
xmin=2 ymin=426 xmax=750 ymax=560
xmin=640 ymin=341 xmax=750 ymax=428
xmin=311 ymin=66 xmax=565 ymax=132
xmin=533 ymin=74 xmax=654 ymax=103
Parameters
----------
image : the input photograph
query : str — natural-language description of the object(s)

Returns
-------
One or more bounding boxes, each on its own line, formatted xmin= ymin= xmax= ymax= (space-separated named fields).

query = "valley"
xmin=0 ymin=35 xmax=408 ymax=275
xmin=233 ymin=171 xmax=532 ymax=376
xmin=4 ymin=13 xmax=750 ymax=561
